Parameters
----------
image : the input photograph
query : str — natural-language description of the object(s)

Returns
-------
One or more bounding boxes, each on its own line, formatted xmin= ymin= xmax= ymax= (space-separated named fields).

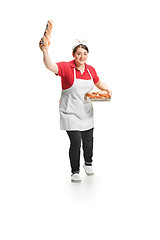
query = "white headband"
xmin=72 ymin=39 xmax=88 ymax=52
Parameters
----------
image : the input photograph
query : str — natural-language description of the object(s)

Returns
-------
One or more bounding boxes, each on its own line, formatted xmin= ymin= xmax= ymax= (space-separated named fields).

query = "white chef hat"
xmin=72 ymin=39 xmax=88 ymax=52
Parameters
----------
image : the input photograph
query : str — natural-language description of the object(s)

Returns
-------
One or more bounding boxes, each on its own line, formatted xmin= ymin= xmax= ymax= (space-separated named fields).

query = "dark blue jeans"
xmin=66 ymin=128 xmax=94 ymax=174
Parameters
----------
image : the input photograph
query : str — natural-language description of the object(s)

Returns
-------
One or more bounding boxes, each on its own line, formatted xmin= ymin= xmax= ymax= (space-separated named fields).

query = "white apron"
xmin=59 ymin=67 xmax=94 ymax=131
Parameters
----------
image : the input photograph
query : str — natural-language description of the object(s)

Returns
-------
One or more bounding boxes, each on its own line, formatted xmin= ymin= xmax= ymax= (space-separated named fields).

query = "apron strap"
xmin=74 ymin=68 xmax=76 ymax=80
xmin=87 ymin=69 xmax=93 ymax=80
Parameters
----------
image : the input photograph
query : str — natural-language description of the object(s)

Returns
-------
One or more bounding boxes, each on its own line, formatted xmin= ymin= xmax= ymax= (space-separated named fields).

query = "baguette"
xmin=39 ymin=20 xmax=53 ymax=50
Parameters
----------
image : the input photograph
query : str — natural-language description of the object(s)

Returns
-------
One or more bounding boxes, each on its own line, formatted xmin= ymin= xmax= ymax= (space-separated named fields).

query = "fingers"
xmin=108 ymin=90 xmax=112 ymax=96
xmin=39 ymin=38 xmax=44 ymax=46
xmin=39 ymin=36 xmax=50 ymax=51
xmin=39 ymin=38 xmax=47 ymax=51
xmin=39 ymin=38 xmax=43 ymax=47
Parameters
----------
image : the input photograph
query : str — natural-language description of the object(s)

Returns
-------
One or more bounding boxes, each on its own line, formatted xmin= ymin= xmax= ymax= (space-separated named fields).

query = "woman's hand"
xmin=105 ymin=89 xmax=112 ymax=97
xmin=101 ymin=90 xmax=112 ymax=97
xmin=95 ymin=81 xmax=112 ymax=97
xmin=39 ymin=37 xmax=49 ymax=52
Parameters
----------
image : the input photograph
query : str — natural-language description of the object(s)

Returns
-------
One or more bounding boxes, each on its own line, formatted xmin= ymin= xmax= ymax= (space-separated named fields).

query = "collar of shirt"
xmin=70 ymin=60 xmax=88 ymax=72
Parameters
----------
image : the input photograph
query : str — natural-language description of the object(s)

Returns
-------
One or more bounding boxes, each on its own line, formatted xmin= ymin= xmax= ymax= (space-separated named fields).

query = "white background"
xmin=0 ymin=0 xmax=160 ymax=239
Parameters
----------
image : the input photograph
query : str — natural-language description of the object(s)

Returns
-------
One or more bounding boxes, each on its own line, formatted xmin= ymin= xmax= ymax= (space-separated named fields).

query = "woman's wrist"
xmin=43 ymin=48 xmax=48 ymax=54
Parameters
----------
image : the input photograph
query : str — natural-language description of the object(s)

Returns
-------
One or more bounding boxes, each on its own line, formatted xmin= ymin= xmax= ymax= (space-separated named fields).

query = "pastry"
xmin=86 ymin=90 xmax=111 ymax=100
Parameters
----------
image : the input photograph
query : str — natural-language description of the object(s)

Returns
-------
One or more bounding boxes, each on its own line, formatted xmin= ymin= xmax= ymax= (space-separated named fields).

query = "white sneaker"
xmin=71 ymin=173 xmax=81 ymax=183
xmin=83 ymin=164 xmax=94 ymax=175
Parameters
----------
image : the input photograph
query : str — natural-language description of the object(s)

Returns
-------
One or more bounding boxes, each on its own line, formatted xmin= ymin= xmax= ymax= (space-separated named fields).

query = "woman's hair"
xmin=73 ymin=44 xmax=89 ymax=54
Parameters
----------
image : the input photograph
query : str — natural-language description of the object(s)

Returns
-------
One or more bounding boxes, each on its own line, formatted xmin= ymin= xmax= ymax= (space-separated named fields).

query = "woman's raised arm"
xmin=42 ymin=49 xmax=58 ymax=74
xmin=39 ymin=39 xmax=58 ymax=74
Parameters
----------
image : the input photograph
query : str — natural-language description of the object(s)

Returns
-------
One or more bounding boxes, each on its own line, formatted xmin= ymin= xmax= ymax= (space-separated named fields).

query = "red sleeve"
xmin=55 ymin=61 xmax=73 ymax=90
xmin=56 ymin=61 xmax=67 ymax=77
xmin=88 ymin=65 xmax=100 ymax=84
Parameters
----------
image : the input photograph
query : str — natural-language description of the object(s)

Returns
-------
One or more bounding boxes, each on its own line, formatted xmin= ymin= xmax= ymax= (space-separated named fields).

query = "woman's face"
xmin=73 ymin=47 xmax=88 ymax=66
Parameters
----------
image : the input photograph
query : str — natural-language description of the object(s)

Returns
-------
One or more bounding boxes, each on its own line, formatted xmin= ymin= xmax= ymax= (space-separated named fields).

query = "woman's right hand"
xmin=39 ymin=37 xmax=49 ymax=52
xmin=39 ymin=38 xmax=45 ymax=52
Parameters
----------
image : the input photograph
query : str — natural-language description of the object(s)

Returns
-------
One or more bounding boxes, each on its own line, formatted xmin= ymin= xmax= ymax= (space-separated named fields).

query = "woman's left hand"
xmin=101 ymin=90 xmax=112 ymax=97
xmin=107 ymin=90 xmax=112 ymax=97
xmin=95 ymin=81 xmax=112 ymax=97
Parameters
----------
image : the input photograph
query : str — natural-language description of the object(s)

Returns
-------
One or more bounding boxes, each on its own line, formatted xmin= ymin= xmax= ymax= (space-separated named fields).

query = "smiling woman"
xmin=39 ymin=31 xmax=112 ymax=182
xmin=72 ymin=45 xmax=89 ymax=73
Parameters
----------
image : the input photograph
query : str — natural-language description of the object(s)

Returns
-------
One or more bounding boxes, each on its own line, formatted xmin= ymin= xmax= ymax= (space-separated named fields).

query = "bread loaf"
xmin=41 ymin=20 xmax=53 ymax=50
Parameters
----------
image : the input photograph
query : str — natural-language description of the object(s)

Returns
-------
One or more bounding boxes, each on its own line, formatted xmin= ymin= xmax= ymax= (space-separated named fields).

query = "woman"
xmin=39 ymin=39 xmax=112 ymax=183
